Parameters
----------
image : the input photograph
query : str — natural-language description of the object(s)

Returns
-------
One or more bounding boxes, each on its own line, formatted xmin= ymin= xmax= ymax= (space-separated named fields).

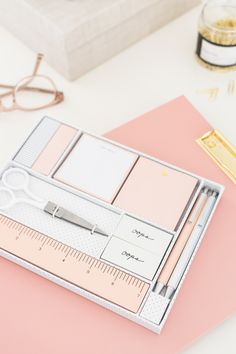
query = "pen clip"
xmin=198 ymin=191 xmax=217 ymax=227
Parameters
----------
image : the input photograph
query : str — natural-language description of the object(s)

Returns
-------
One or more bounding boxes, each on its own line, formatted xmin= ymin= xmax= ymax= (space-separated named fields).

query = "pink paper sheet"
xmin=0 ymin=96 xmax=235 ymax=354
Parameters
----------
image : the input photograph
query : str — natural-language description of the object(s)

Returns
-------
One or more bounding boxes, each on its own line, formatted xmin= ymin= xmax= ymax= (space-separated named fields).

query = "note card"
xmin=54 ymin=134 xmax=138 ymax=202
xmin=114 ymin=215 xmax=173 ymax=254
xmin=101 ymin=237 xmax=165 ymax=280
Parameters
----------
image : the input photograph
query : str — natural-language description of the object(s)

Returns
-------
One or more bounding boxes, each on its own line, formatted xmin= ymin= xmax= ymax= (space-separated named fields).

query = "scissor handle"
xmin=1 ymin=167 xmax=43 ymax=202
xmin=0 ymin=186 xmax=47 ymax=211
xmin=0 ymin=187 xmax=16 ymax=210
xmin=2 ymin=167 xmax=29 ymax=191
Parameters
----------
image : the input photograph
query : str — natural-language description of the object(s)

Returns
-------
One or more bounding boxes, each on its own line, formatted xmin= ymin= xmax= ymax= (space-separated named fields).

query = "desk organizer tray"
xmin=0 ymin=116 xmax=224 ymax=333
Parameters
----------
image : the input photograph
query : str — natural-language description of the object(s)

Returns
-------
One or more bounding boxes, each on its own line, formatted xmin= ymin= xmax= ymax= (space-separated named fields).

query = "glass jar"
xmin=196 ymin=0 xmax=236 ymax=70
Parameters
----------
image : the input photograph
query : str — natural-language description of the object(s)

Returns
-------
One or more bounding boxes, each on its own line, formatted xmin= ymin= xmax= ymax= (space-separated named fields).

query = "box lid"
xmin=22 ymin=0 xmax=158 ymax=51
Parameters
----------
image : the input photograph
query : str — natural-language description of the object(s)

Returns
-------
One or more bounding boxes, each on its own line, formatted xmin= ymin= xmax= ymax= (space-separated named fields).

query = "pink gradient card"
xmin=32 ymin=124 xmax=77 ymax=175
xmin=1 ymin=96 xmax=235 ymax=354
xmin=113 ymin=157 xmax=198 ymax=231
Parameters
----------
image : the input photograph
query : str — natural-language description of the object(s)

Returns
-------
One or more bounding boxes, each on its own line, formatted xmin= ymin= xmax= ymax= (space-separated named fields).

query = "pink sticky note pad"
xmin=32 ymin=124 xmax=77 ymax=175
xmin=1 ymin=96 xmax=236 ymax=354
xmin=113 ymin=157 xmax=198 ymax=231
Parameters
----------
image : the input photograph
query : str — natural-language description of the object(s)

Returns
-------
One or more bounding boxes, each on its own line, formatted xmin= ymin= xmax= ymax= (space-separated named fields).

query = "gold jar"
xmin=196 ymin=0 xmax=236 ymax=71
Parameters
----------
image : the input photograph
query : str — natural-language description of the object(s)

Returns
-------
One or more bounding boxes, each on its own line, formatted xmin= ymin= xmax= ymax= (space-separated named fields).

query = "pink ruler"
xmin=0 ymin=215 xmax=149 ymax=313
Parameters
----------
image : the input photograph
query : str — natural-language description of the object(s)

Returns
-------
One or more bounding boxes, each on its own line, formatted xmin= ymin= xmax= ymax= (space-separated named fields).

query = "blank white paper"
xmin=54 ymin=134 xmax=138 ymax=202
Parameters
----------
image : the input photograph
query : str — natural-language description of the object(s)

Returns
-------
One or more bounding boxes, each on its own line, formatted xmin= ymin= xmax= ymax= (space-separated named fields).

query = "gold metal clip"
xmin=197 ymin=130 xmax=236 ymax=184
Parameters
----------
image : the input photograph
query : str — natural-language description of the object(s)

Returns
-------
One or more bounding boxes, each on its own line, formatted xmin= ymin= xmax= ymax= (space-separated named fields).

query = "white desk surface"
xmin=0 ymin=5 xmax=235 ymax=353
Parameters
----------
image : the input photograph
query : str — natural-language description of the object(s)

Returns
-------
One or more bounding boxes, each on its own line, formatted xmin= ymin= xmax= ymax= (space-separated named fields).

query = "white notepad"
xmin=54 ymin=134 xmax=138 ymax=202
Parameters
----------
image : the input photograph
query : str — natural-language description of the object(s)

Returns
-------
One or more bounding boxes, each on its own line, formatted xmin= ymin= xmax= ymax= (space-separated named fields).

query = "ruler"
xmin=0 ymin=215 xmax=149 ymax=313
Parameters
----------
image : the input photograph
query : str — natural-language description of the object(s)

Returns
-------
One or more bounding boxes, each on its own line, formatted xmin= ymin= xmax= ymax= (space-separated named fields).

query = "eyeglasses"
xmin=0 ymin=53 xmax=64 ymax=112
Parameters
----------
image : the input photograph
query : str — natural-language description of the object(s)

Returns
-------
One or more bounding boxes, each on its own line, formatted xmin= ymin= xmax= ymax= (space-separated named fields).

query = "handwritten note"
xmin=114 ymin=215 xmax=173 ymax=254
xmin=101 ymin=237 xmax=164 ymax=279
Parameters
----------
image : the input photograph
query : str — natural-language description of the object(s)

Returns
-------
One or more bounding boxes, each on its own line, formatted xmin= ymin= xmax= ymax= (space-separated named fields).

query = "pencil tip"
xmin=154 ymin=282 xmax=164 ymax=294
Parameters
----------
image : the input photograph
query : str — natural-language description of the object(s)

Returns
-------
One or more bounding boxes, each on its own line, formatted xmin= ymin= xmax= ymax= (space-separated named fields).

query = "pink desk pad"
xmin=0 ymin=96 xmax=235 ymax=354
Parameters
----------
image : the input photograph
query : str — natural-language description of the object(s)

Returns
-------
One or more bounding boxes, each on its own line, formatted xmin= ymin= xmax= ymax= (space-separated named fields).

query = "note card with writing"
xmin=101 ymin=237 xmax=166 ymax=280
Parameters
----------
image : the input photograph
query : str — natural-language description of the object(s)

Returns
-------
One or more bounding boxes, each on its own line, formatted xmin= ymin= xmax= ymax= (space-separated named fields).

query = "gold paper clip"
xmin=197 ymin=130 xmax=236 ymax=184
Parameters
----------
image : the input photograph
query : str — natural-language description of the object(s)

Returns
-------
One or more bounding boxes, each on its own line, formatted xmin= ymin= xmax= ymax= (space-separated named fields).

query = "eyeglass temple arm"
xmin=0 ymin=87 xmax=14 ymax=98
xmin=0 ymin=84 xmax=59 ymax=98
xmin=0 ymin=54 xmax=44 ymax=99
xmin=32 ymin=53 xmax=44 ymax=76
xmin=18 ymin=53 xmax=44 ymax=90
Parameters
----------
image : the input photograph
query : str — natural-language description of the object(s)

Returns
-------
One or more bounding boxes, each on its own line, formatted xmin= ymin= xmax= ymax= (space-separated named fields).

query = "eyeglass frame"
xmin=0 ymin=53 xmax=64 ymax=112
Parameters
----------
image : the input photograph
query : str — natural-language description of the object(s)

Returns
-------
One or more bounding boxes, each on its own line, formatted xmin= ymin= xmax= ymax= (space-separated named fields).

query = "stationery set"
xmin=0 ymin=98 xmax=225 ymax=333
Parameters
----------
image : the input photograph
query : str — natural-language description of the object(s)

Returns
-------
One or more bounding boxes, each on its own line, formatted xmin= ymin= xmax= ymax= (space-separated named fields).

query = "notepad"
xmin=113 ymin=157 xmax=199 ymax=231
xmin=54 ymin=134 xmax=138 ymax=202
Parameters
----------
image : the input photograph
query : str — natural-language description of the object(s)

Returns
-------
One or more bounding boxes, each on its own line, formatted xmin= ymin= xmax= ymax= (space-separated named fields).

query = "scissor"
xmin=0 ymin=167 xmax=107 ymax=236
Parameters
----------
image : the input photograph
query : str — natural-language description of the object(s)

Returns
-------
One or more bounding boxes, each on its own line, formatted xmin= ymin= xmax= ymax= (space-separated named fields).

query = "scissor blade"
xmin=44 ymin=202 xmax=107 ymax=236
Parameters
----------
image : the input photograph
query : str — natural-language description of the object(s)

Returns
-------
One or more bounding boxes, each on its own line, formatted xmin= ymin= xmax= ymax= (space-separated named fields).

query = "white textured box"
xmin=0 ymin=0 xmax=199 ymax=80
